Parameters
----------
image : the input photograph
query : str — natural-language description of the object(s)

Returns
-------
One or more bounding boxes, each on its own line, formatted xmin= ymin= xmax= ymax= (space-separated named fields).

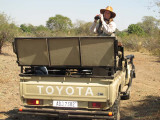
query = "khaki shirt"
xmin=90 ymin=20 xmax=116 ymax=36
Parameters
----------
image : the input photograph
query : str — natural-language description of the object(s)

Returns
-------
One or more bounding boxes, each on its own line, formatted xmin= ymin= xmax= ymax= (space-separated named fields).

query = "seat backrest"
xmin=14 ymin=37 xmax=117 ymax=68
xmin=80 ymin=37 xmax=115 ymax=67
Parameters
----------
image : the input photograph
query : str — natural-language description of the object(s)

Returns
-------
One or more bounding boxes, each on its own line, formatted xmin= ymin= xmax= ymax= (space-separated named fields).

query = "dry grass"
xmin=118 ymin=35 xmax=160 ymax=57
xmin=0 ymin=43 xmax=19 ymax=83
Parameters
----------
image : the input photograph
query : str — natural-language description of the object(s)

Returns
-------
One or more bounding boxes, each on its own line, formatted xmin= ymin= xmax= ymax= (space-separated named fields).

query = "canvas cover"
xmin=14 ymin=37 xmax=116 ymax=67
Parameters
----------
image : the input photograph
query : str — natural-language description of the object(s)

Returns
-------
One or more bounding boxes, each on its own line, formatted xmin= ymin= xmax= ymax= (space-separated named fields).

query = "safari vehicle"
xmin=13 ymin=36 xmax=135 ymax=120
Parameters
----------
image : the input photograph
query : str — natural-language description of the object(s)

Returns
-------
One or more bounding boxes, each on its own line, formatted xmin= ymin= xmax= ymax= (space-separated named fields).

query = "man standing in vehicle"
xmin=90 ymin=6 xmax=116 ymax=36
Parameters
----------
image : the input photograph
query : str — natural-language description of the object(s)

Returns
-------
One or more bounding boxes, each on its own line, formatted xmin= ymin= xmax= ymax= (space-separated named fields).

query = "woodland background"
xmin=0 ymin=1 xmax=160 ymax=56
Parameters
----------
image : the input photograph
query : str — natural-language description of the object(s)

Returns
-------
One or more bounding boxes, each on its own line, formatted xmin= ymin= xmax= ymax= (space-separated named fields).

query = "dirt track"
xmin=0 ymin=44 xmax=160 ymax=120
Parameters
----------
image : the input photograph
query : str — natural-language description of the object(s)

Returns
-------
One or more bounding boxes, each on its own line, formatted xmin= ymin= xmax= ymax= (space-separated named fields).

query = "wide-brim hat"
xmin=100 ymin=6 xmax=116 ymax=18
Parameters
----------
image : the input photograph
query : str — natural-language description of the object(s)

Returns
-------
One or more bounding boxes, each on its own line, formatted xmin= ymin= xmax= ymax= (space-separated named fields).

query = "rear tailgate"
xmin=20 ymin=76 xmax=110 ymax=102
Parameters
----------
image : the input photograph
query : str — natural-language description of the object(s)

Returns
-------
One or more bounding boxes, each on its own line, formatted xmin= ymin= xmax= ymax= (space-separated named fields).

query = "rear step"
xmin=17 ymin=108 xmax=115 ymax=119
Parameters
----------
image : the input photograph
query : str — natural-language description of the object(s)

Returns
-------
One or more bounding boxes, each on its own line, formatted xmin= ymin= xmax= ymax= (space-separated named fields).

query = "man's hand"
xmin=99 ymin=14 xmax=104 ymax=22
xmin=94 ymin=15 xmax=100 ymax=20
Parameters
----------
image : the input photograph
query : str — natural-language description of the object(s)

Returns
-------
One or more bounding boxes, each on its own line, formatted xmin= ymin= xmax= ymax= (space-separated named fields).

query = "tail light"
xmin=19 ymin=108 xmax=23 ymax=112
xmin=27 ymin=99 xmax=41 ymax=105
xmin=109 ymin=112 xmax=113 ymax=116
xmin=92 ymin=102 xmax=101 ymax=108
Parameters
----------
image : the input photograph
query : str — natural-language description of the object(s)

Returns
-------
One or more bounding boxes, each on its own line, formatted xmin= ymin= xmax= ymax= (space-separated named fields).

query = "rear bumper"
xmin=17 ymin=107 xmax=114 ymax=119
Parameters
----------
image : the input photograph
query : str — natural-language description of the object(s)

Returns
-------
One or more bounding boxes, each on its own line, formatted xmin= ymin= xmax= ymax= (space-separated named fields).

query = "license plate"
xmin=53 ymin=101 xmax=78 ymax=108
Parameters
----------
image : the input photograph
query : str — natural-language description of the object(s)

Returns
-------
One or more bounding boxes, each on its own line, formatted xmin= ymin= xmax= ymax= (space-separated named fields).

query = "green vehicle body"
xmin=13 ymin=37 xmax=135 ymax=120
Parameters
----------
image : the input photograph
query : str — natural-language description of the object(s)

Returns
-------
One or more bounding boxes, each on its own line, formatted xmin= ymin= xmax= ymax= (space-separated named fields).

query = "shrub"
xmin=128 ymin=24 xmax=145 ymax=36
xmin=0 ymin=13 xmax=20 ymax=54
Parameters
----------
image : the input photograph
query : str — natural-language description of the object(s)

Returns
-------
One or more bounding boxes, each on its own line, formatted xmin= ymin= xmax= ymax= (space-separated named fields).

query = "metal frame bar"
xmin=19 ymin=74 xmax=114 ymax=79
xmin=14 ymin=38 xmax=20 ymax=66
xmin=46 ymin=38 xmax=51 ymax=66
xmin=78 ymin=37 xmax=82 ymax=66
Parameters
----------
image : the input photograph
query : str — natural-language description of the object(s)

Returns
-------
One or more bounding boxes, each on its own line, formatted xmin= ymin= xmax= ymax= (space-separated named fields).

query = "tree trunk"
xmin=0 ymin=32 xmax=7 ymax=54
xmin=0 ymin=39 xmax=3 ymax=54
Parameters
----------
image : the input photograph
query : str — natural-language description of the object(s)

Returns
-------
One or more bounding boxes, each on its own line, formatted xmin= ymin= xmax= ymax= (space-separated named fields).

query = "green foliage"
xmin=20 ymin=24 xmax=32 ymax=33
xmin=137 ymin=16 xmax=160 ymax=35
xmin=116 ymin=31 xmax=128 ymax=37
xmin=36 ymin=25 xmax=49 ymax=31
xmin=20 ymin=24 xmax=54 ymax=37
xmin=34 ymin=25 xmax=54 ymax=37
xmin=46 ymin=14 xmax=73 ymax=32
xmin=72 ymin=20 xmax=94 ymax=36
xmin=119 ymin=16 xmax=160 ymax=56
xmin=116 ymin=29 xmax=128 ymax=37
xmin=128 ymin=24 xmax=145 ymax=36
xmin=0 ymin=12 xmax=159 ymax=57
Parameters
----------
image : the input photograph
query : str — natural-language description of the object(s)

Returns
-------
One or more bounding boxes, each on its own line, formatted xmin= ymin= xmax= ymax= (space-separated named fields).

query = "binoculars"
xmin=94 ymin=15 xmax=100 ymax=20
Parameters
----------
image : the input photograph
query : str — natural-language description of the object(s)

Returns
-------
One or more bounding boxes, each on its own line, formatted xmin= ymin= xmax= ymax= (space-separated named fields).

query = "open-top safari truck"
xmin=13 ymin=36 xmax=135 ymax=120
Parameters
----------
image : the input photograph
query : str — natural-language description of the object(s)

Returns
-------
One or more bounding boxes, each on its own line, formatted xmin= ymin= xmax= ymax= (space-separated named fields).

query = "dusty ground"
xmin=0 ymin=44 xmax=160 ymax=120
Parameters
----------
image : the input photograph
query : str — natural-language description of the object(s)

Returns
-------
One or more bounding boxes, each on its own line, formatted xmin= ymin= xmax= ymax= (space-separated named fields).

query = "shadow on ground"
xmin=1 ymin=109 xmax=80 ymax=120
xmin=0 ymin=109 xmax=50 ymax=120
xmin=121 ymin=96 xmax=160 ymax=120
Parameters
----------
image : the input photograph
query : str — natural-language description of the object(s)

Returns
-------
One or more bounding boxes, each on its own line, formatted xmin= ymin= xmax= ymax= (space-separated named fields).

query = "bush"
xmin=128 ymin=24 xmax=145 ymax=36
xmin=0 ymin=13 xmax=21 ymax=54
xmin=118 ymin=33 xmax=160 ymax=57
xmin=117 ymin=31 xmax=128 ymax=38
xmin=118 ymin=35 xmax=144 ymax=51
xmin=72 ymin=20 xmax=95 ymax=36
xmin=46 ymin=14 xmax=73 ymax=32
